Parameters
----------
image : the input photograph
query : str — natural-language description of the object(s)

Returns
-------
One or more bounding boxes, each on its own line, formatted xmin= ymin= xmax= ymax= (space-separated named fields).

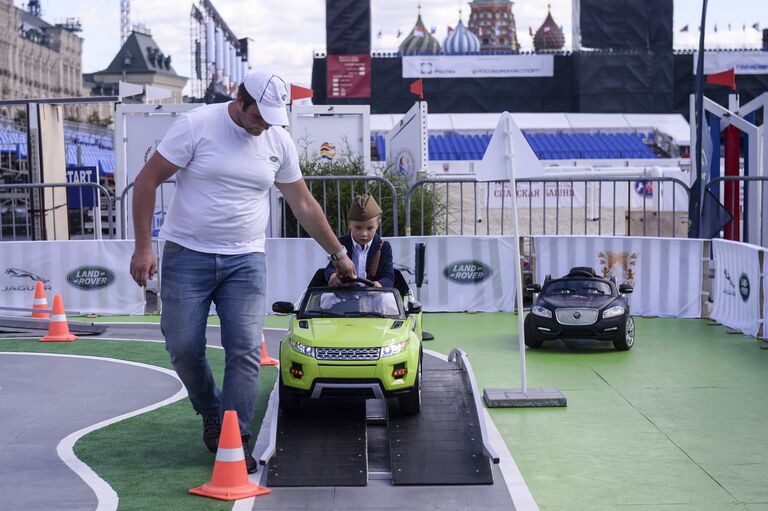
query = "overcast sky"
xmin=19 ymin=0 xmax=767 ymax=92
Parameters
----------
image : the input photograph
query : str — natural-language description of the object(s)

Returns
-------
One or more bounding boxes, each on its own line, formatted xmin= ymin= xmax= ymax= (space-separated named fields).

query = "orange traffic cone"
xmin=189 ymin=410 xmax=270 ymax=501
xmin=40 ymin=294 xmax=77 ymax=342
xmin=31 ymin=281 xmax=49 ymax=319
xmin=261 ymin=333 xmax=278 ymax=366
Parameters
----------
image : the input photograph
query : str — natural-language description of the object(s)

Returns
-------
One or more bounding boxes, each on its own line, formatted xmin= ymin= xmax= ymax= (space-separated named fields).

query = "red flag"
xmin=706 ymin=68 xmax=736 ymax=90
xmin=409 ymin=79 xmax=423 ymax=100
xmin=290 ymin=84 xmax=313 ymax=103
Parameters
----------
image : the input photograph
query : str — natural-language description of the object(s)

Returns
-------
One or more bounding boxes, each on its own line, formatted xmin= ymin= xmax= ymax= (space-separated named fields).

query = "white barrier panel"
xmin=534 ymin=236 xmax=703 ymax=318
xmin=388 ymin=236 xmax=517 ymax=312
xmin=764 ymin=255 xmax=768 ymax=340
xmin=264 ymin=238 xmax=328 ymax=306
xmin=262 ymin=236 xmax=517 ymax=313
xmin=710 ymin=239 xmax=764 ymax=338
xmin=0 ymin=240 xmax=145 ymax=316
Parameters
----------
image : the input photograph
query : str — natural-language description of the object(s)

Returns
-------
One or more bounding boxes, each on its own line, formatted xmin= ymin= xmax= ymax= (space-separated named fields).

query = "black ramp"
xmin=389 ymin=356 xmax=493 ymax=485
xmin=267 ymin=399 xmax=368 ymax=487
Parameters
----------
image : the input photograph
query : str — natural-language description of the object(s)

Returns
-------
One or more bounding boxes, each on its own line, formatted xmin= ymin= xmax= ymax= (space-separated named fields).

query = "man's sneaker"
xmin=202 ymin=415 xmax=221 ymax=453
xmin=242 ymin=437 xmax=257 ymax=474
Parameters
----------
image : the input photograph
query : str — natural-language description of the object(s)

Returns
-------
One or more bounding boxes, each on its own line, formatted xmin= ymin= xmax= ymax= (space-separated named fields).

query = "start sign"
xmin=66 ymin=166 xmax=98 ymax=208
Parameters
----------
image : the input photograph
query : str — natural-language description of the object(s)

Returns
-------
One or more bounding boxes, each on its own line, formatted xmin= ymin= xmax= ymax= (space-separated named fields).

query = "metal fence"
xmin=405 ymin=176 xmax=692 ymax=238
xmin=0 ymin=182 xmax=114 ymax=240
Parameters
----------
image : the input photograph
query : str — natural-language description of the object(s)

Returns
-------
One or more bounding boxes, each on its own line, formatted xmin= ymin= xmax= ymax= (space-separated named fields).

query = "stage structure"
xmin=189 ymin=0 xmax=249 ymax=102
xmin=690 ymin=91 xmax=767 ymax=247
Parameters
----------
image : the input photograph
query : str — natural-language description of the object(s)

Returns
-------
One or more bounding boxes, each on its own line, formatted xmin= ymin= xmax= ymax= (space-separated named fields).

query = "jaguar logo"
xmin=66 ymin=266 xmax=116 ymax=290
xmin=5 ymin=268 xmax=49 ymax=283
xmin=572 ymin=311 xmax=582 ymax=319
xmin=443 ymin=260 xmax=493 ymax=284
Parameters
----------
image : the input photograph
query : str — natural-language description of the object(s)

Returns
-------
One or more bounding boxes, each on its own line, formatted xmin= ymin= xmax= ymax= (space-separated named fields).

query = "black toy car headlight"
xmin=290 ymin=339 xmax=314 ymax=357
xmin=531 ymin=305 xmax=552 ymax=318
xmin=602 ymin=305 xmax=625 ymax=319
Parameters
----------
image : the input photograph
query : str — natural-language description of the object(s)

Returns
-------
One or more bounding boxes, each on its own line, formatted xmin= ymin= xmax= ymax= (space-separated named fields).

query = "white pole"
xmin=504 ymin=114 xmax=527 ymax=394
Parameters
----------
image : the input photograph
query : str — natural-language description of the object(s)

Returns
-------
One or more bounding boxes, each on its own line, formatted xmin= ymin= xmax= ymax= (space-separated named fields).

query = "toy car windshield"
xmin=301 ymin=288 xmax=404 ymax=319
xmin=545 ymin=280 xmax=612 ymax=296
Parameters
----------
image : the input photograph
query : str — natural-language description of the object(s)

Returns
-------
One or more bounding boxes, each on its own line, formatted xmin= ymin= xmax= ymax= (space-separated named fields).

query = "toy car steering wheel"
xmin=340 ymin=277 xmax=377 ymax=287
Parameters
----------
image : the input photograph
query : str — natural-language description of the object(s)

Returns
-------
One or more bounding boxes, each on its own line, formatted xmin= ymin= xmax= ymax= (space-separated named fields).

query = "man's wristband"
xmin=328 ymin=247 xmax=347 ymax=262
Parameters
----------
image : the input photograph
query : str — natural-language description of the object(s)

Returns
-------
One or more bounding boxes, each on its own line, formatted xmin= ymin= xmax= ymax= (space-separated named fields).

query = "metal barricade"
xmin=705 ymin=176 xmax=768 ymax=247
xmin=405 ymin=176 xmax=691 ymax=238
xmin=117 ymin=180 xmax=176 ymax=240
xmin=0 ymin=182 xmax=114 ymax=240
xmin=282 ymin=176 xmax=399 ymax=237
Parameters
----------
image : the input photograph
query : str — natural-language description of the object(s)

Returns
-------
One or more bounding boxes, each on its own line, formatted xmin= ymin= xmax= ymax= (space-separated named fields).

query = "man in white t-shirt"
xmin=129 ymin=70 xmax=355 ymax=473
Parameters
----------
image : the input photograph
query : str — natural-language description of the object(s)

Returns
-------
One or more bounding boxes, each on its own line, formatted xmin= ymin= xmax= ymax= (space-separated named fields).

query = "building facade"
xmin=467 ymin=0 xmax=520 ymax=52
xmin=0 ymin=0 xmax=84 ymax=117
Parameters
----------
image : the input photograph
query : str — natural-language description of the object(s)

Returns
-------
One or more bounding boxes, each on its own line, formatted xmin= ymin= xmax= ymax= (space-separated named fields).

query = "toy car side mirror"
xmin=618 ymin=284 xmax=633 ymax=294
xmin=272 ymin=301 xmax=295 ymax=314
xmin=526 ymin=283 xmax=541 ymax=293
xmin=407 ymin=300 xmax=422 ymax=315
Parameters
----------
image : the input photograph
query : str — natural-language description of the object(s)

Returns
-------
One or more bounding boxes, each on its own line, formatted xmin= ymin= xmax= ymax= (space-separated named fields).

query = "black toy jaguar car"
xmin=524 ymin=267 xmax=635 ymax=351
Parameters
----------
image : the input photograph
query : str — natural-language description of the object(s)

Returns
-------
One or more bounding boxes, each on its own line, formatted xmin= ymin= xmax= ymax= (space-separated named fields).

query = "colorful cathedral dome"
xmin=443 ymin=18 xmax=481 ymax=54
xmin=533 ymin=6 xmax=565 ymax=51
xmin=399 ymin=13 xmax=441 ymax=55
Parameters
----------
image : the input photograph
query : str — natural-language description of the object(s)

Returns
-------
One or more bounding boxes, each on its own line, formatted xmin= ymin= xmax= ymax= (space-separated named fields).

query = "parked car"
xmin=524 ymin=267 xmax=635 ymax=351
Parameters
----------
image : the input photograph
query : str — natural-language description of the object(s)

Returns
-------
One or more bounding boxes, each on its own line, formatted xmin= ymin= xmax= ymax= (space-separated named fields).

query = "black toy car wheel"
xmin=398 ymin=350 xmax=422 ymax=416
xmin=524 ymin=314 xmax=544 ymax=349
xmin=613 ymin=316 xmax=635 ymax=351
xmin=278 ymin=374 xmax=303 ymax=414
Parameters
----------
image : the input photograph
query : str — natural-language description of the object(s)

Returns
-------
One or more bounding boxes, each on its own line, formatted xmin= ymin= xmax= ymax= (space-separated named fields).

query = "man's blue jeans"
xmin=160 ymin=241 xmax=266 ymax=437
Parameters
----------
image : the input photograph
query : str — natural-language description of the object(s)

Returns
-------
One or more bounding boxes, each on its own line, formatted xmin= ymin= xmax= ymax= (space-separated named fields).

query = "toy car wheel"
xmin=613 ymin=316 xmax=635 ymax=351
xmin=278 ymin=373 xmax=303 ymax=414
xmin=524 ymin=314 xmax=544 ymax=349
xmin=398 ymin=350 xmax=422 ymax=416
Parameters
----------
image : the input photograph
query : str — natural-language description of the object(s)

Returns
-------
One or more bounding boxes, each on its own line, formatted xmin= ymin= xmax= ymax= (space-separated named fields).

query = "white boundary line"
xmin=0 ymin=352 xmax=188 ymax=511
xmin=424 ymin=348 xmax=539 ymax=511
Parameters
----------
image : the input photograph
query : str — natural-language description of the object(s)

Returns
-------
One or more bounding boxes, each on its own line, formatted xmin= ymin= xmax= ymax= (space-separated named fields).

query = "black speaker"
xmin=763 ymin=28 xmax=768 ymax=50
xmin=326 ymin=0 xmax=370 ymax=55
xmin=414 ymin=243 xmax=426 ymax=288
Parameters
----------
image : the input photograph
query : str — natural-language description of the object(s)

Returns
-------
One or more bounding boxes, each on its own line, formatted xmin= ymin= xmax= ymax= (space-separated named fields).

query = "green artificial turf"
xmin=0 ymin=337 xmax=276 ymax=511
xmin=4 ymin=312 xmax=767 ymax=511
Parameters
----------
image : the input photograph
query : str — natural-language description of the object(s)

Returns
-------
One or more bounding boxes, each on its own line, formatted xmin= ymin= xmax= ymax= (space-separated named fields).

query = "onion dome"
xmin=443 ymin=19 xmax=481 ymax=54
xmin=534 ymin=6 xmax=565 ymax=51
xmin=400 ymin=13 xmax=441 ymax=55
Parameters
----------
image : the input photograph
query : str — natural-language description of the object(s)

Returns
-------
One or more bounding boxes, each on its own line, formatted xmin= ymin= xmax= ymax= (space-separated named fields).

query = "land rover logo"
xmin=67 ymin=266 xmax=115 ymax=290
xmin=739 ymin=273 xmax=750 ymax=302
xmin=443 ymin=260 xmax=492 ymax=284
xmin=572 ymin=311 xmax=582 ymax=319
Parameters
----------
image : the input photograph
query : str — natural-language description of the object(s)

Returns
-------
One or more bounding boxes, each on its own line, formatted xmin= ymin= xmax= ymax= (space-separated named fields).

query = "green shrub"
xmin=281 ymin=148 xmax=445 ymax=237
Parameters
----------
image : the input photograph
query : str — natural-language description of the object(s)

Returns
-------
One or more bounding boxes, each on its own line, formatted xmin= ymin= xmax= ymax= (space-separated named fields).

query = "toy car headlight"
xmin=381 ymin=341 xmax=407 ymax=357
xmin=602 ymin=305 xmax=625 ymax=319
xmin=531 ymin=305 xmax=552 ymax=318
xmin=290 ymin=339 xmax=314 ymax=357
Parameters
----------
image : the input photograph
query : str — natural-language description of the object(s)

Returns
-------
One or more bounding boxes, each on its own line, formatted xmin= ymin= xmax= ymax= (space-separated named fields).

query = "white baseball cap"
xmin=242 ymin=70 xmax=290 ymax=126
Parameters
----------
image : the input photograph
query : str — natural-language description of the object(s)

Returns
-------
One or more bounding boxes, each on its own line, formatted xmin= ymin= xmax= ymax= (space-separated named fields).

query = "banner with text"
xmin=710 ymin=239 xmax=764 ymax=338
xmin=0 ymin=240 xmax=145 ymax=316
xmin=261 ymin=236 xmax=517 ymax=312
xmin=694 ymin=51 xmax=768 ymax=75
xmin=534 ymin=236 xmax=703 ymax=318
xmin=402 ymin=54 xmax=554 ymax=78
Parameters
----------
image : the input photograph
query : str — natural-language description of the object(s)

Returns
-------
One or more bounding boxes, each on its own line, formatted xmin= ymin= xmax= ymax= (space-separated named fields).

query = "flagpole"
xmin=504 ymin=115 xmax=527 ymax=393
xmin=690 ymin=0 xmax=709 ymax=237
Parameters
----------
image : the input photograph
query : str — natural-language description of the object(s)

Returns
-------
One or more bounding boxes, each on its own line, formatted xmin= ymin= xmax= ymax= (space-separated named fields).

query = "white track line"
xmin=424 ymin=348 xmax=539 ymax=511
xmin=0 ymin=352 xmax=187 ymax=511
